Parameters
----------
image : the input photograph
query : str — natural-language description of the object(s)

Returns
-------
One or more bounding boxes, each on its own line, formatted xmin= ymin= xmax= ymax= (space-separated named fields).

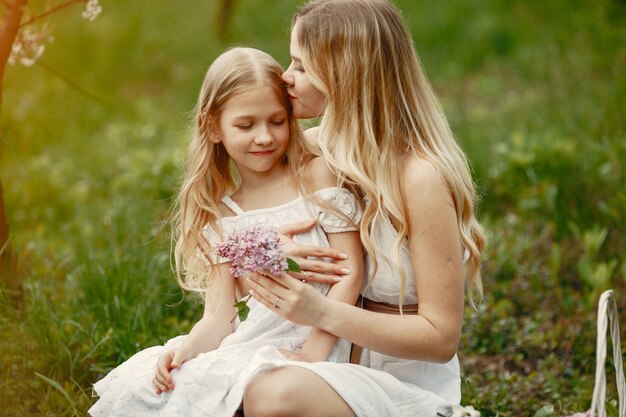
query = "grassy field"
xmin=1 ymin=0 xmax=625 ymax=415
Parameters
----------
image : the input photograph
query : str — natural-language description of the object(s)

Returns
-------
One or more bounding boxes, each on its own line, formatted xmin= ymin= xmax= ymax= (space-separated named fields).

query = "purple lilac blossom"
xmin=214 ymin=225 xmax=288 ymax=278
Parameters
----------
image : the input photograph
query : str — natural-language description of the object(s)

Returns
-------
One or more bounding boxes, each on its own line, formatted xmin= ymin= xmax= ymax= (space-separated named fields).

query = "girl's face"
xmin=282 ymin=21 xmax=326 ymax=119
xmin=214 ymin=86 xmax=290 ymax=178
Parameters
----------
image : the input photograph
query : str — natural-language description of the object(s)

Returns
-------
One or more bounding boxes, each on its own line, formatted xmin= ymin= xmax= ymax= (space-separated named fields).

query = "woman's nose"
xmin=282 ymin=66 xmax=294 ymax=85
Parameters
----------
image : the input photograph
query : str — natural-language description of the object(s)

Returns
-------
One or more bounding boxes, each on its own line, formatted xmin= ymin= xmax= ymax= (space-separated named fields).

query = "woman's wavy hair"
xmin=294 ymin=0 xmax=486 ymax=306
xmin=172 ymin=47 xmax=312 ymax=293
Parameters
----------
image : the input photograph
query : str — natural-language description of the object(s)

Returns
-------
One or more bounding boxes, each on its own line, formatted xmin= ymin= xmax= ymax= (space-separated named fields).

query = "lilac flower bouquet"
xmin=214 ymin=225 xmax=300 ymax=321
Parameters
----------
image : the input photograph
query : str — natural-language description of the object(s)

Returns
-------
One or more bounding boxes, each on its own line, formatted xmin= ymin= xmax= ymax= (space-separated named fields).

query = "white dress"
xmin=88 ymin=187 xmax=360 ymax=417
xmin=287 ymin=215 xmax=461 ymax=416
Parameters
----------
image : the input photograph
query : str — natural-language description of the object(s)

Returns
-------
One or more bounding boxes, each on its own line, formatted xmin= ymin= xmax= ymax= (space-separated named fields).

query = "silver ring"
xmin=273 ymin=297 xmax=280 ymax=308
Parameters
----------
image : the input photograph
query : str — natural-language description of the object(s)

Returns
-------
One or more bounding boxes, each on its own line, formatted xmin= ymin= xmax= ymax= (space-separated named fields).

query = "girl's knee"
xmin=243 ymin=368 xmax=301 ymax=417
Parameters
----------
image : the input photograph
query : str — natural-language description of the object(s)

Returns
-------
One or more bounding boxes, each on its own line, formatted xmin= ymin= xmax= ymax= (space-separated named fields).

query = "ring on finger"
xmin=301 ymin=271 xmax=307 ymax=283
xmin=273 ymin=297 xmax=280 ymax=308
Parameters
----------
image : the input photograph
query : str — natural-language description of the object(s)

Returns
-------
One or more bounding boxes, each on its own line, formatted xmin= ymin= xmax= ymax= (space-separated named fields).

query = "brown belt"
xmin=349 ymin=297 xmax=419 ymax=364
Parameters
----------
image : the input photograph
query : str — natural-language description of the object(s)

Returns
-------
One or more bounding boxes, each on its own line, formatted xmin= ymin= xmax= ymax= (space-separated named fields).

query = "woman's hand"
xmin=153 ymin=346 xmax=193 ymax=395
xmin=279 ymin=219 xmax=351 ymax=284
xmin=247 ymin=271 xmax=327 ymax=327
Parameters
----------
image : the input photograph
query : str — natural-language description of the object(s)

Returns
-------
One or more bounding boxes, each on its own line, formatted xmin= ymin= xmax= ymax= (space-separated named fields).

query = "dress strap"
xmin=221 ymin=195 xmax=245 ymax=216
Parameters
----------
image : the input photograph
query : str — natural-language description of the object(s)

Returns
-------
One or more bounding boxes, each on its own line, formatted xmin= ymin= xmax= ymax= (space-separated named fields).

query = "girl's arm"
xmin=288 ymin=230 xmax=363 ymax=362
xmin=281 ymin=157 xmax=364 ymax=362
xmin=249 ymin=156 xmax=464 ymax=362
xmin=153 ymin=263 xmax=236 ymax=393
xmin=177 ymin=265 xmax=238 ymax=355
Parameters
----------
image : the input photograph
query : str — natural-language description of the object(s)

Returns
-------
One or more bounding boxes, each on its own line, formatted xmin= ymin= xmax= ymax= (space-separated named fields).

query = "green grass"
xmin=1 ymin=0 xmax=625 ymax=415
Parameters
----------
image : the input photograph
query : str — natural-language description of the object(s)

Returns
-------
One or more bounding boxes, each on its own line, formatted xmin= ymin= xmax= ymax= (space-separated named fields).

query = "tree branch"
xmin=19 ymin=0 xmax=83 ymax=27
xmin=36 ymin=59 xmax=106 ymax=106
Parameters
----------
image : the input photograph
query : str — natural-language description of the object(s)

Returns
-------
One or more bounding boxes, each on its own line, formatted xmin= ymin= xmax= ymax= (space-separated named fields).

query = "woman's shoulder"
xmin=402 ymin=154 xmax=447 ymax=191
xmin=401 ymin=154 xmax=454 ymax=210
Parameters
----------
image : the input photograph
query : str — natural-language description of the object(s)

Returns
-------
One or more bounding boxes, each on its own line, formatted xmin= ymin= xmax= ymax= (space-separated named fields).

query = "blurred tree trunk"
xmin=0 ymin=0 xmax=28 ymax=298
xmin=0 ymin=0 xmax=28 ymax=113
xmin=0 ymin=182 xmax=19 ymax=299
xmin=215 ymin=0 xmax=235 ymax=39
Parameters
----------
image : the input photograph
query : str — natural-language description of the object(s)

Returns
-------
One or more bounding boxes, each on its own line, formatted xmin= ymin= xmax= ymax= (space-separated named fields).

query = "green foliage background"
xmin=1 ymin=0 xmax=625 ymax=415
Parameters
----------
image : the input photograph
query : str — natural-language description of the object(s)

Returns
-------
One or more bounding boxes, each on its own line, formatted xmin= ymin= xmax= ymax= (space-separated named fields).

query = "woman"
xmin=242 ymin=0 xmax=486 ymax=416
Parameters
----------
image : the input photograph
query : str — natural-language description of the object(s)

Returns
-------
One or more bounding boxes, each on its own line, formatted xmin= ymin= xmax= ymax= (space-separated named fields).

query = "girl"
xmin=88 ymin=47 xmax=363 ymax=417
xmin=243 ymin=1 xmax=487 ymax=416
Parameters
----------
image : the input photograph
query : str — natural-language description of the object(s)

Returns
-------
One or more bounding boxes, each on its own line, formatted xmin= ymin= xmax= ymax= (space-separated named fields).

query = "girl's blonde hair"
xmin=173 ymin=47 xmax=312 ymax=292
xmin=294 ymin=0 xmax=486 ymax=305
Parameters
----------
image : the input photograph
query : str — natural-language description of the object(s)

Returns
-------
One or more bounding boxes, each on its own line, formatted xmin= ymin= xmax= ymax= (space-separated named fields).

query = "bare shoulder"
xmin=304 ymin=156 xmax=339 ymax=192
xmin=303 ymin=126 xmax=320 ymax=150
xmin=403 ymin=155 xmax=444 ymax=187
xmin=401 ymin=155 xmax=453 ymax=207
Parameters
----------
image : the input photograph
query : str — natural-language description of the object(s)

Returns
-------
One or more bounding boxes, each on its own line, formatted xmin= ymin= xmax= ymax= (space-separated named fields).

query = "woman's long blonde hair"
xmin=294 ymin=0 xmax=486 ymax=305
xmin=173 ymin=47 xmax=312 ymax=292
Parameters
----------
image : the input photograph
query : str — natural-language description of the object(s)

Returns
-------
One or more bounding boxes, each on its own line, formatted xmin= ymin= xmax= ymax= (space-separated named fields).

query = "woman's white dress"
xmin=88 ymin=187 xmax=360 ymax=417
xmin=287 ymin=214 xmax=462 ymax=416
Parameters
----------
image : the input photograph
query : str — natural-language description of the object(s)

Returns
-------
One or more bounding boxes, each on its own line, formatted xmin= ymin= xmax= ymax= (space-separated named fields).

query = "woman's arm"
xmin=290 ymin=230 xmax=364 ymax=362
xmin=249 ymin=157 xmax=464 ymax=362
xmin=153 ymin=263 xmax=237 ymax=393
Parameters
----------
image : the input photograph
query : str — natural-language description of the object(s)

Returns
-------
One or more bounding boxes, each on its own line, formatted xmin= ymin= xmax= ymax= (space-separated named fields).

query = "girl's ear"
xmin=209 ymin=129 xmax=222 ymax=144
xmin=207 ymin=116 xmax=222 ymax=143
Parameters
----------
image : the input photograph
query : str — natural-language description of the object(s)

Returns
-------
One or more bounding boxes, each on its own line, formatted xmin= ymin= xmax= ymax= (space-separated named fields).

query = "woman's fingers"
xmin=279 ymin=219 xmax=318 ymax=237
xmin=278 ymin=220 xmax=349 ymax=262
xmin=248 ymin=272 xmax=325 ymax=327
xmin=248 ymin=286 xmax=275 ymax=311
xmin=290 ymin=270 xmax=341 ymax=285
xmin=288 ymin=244 xmax=349 ymax=261
xmin=295 ymin=257 xmax=349 ymax=276
xmin=247 ymin=274 xmax=286 ymax=305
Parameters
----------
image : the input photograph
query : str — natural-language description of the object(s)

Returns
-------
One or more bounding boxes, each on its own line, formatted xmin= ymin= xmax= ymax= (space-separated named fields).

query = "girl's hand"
xmin=279 ymin=219 xmax=351 ymax=284
xmin=247 ymin=271 xmax=326 ymax=327
xmin=153 ymin=347 xmax=192 ymax=395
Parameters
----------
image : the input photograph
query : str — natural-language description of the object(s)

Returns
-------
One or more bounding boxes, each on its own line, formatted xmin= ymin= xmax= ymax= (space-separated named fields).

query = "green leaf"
xmin=286 ymin=257 xmax=301 ymax=273
xmin=233 ymin=299 xmax=251 ymax=322
xmin=237 ymin=304 xmax=250 ymax=322
xmin=606 ymin=399 xmax=618 ymax=417
xmin=35 ymin=372 xmax=79 ymax=414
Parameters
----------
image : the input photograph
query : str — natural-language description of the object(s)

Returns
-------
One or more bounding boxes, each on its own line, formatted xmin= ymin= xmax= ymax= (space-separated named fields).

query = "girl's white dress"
xmin=89 ymin=187 xmax=359 ymax=417
xmin=89 ymin=188 xmax=460 ymax=417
